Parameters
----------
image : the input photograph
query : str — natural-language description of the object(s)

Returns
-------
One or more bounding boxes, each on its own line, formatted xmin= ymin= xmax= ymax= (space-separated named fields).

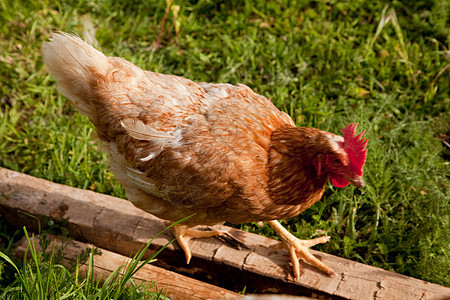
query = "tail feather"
xmin=42 ymin=32 xmax=110 ymax=117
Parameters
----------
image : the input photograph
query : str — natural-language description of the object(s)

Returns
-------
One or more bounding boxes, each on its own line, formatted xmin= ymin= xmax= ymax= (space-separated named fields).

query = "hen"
xmin=42 ymin=32 xmax=367 ymax=279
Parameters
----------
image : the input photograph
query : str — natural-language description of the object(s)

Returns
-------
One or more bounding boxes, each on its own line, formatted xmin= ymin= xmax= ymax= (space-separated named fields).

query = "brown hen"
xmin=42 ymin=32 xmax=368 ymax=279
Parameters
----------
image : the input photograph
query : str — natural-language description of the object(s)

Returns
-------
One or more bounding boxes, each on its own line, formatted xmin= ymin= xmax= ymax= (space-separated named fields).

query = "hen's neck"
xmin=267 ymin=126 xmax=328 ymax=208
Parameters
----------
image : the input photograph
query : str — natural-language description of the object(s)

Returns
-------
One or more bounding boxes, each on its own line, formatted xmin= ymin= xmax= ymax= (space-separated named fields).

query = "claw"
xmin=173 ymin=225 xmax=193 ymax=264
xmin=172 ymin=224 xmax=228 ymax=264
xmin=267 ymin=220 xmax=334 ymax=279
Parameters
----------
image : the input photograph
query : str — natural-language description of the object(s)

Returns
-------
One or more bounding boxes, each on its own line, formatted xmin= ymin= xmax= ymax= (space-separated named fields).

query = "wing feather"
xmin=120 ymin=118 xmax=176 ymax=141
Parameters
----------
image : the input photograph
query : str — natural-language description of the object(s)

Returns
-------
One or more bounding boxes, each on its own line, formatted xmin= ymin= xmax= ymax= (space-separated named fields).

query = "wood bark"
xmin=14 ymin=234 xmax=240 ymax=300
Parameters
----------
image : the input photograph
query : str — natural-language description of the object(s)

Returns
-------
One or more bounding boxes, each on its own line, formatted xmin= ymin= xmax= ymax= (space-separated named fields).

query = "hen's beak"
xmin=350 ymin=177 xmax=365 ymax=188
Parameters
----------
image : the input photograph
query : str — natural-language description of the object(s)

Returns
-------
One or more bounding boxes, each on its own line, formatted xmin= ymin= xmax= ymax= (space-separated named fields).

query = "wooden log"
xmin=14 ymin=234 xmax=240 ymax=300
xmin=1 ymin=167 xmax=449 ymax=299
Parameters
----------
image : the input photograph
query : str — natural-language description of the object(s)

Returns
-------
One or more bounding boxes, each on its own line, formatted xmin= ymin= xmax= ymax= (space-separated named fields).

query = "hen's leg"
xmin=267 ymin=220 xmax=334 ymax=279
xmin=173 ymin=224 xmax=227 ymax=264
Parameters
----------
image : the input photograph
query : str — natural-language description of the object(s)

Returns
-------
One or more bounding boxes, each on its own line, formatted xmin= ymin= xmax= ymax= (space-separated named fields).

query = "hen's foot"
xmin=267 ymin=220 xmax=334 ymax=280
xmin=173 ymin=224 xmax=227 ymax=264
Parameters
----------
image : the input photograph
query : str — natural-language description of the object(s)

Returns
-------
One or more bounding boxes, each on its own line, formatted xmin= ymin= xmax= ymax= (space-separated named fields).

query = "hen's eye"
xmin=334 ymin=158 xmax=341 ymax=164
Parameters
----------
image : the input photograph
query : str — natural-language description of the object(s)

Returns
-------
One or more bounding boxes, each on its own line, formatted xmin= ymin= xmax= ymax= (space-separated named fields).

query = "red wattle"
xmin=331 ymin=176 xmax=350 ymax=188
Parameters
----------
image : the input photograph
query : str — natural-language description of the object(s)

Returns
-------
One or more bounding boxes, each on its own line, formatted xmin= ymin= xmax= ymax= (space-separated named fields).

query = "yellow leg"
xmin=267 ymin=220 xmax=334 ymax=280
xmin=173 ymin=224 xmax=227 ymax=264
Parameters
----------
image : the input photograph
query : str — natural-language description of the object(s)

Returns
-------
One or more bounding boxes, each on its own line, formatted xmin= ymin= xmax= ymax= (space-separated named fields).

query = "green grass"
xmin=0 ymin=225 xmax=177 ymax=299
xmin=0 ymin=0 xmax=449 ymax=289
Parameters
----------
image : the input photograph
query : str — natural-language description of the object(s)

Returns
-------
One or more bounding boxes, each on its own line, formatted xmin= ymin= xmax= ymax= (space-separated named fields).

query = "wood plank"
xmin=1 ymin=167 xmax=449 ymax=299
xmin=14 ymin=234 xmax=240 ymax=300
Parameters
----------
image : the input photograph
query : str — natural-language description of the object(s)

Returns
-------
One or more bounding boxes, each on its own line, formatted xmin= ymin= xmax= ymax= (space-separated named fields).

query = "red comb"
xmin=342 ymin=123 xmax=368 ymax=176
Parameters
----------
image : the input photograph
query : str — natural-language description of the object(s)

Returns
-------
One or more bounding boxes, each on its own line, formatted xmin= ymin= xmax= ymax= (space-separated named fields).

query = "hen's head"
xmin=314 ymin=123 xmax=368 ymax=188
